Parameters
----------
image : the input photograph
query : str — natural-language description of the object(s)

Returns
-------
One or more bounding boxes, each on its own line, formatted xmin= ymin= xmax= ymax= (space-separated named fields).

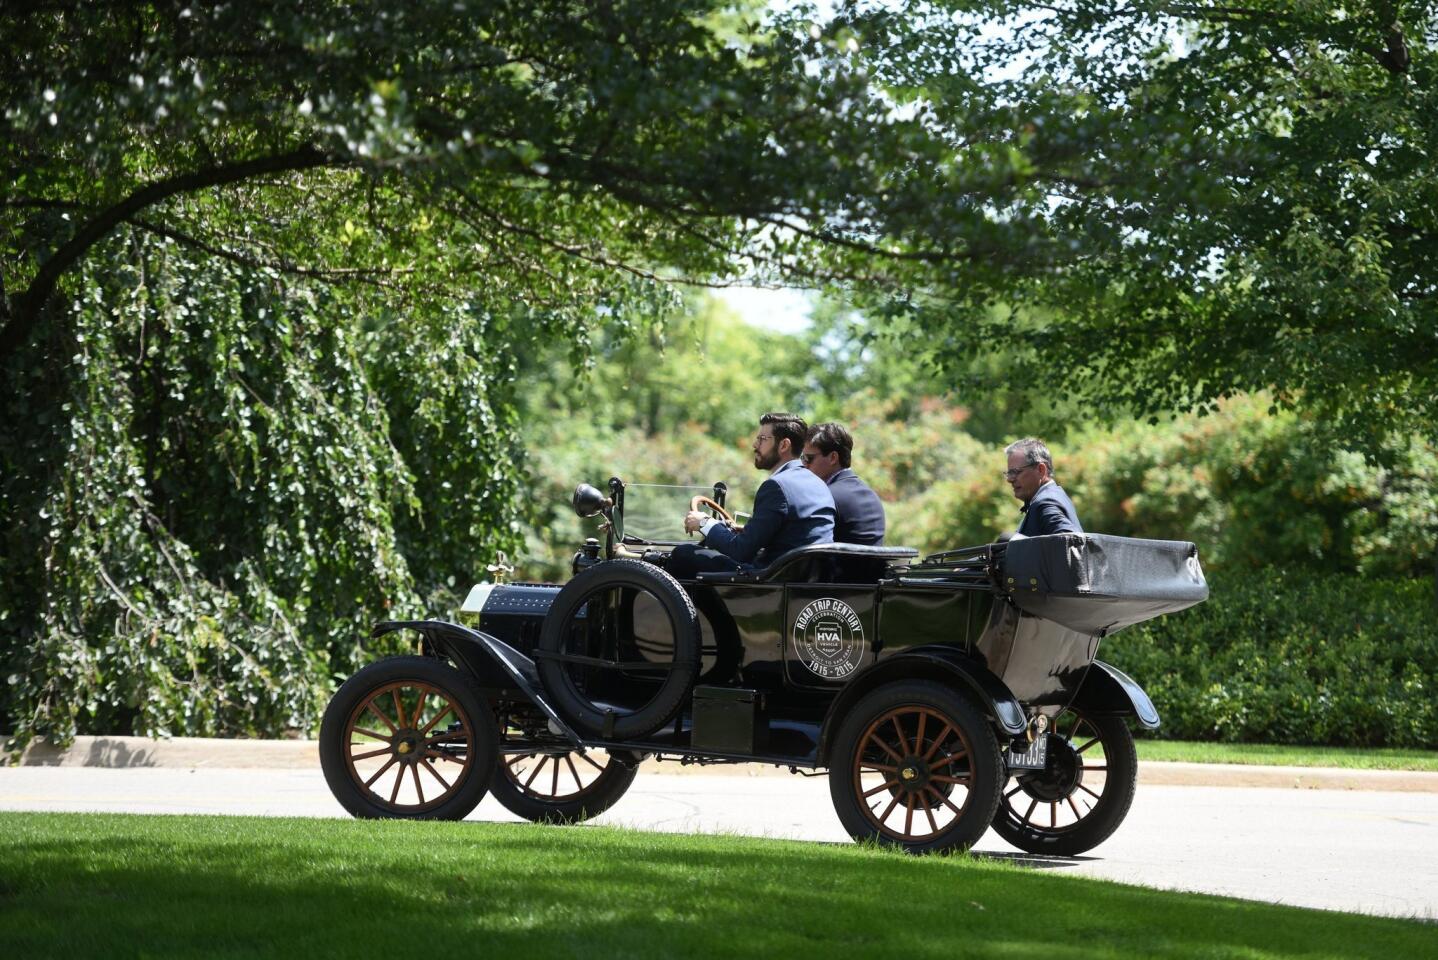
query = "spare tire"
xmin=536 ymin=559 xmax=701 ymax=739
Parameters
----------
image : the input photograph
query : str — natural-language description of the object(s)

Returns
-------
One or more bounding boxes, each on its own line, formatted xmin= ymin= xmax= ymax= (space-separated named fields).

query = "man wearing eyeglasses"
xmin=669 ymin=412 xmax=835 ymax=576
xmin=1006 ymin=438 xmax=1083 ymax=537
xmin=801 ymin=422 xmax=886 ymax=546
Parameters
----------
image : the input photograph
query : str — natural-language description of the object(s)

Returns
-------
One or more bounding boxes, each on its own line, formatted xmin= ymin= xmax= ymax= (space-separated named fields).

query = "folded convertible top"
xmin=998 ymin=533 xmax=1208 ymax=635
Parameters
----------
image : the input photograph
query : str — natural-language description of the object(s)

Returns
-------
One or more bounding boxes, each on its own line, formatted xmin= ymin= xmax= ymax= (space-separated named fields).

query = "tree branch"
xmin=1 ymin=145 xmax=335 ymax=359
xmin=1369 ymin=26 xmax=1410 ymax=74
xmin=125 ymin=216 xmax=410 ymax=287
xmin=452 ymin=189 xmax=743 ymax=290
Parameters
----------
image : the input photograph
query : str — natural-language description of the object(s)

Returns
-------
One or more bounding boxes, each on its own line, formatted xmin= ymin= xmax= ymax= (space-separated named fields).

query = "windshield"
xmin=618 ymin=482 xmax=751 ymax=544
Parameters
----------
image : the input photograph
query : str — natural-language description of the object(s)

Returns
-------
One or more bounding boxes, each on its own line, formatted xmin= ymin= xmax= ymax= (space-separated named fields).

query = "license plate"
xmin=1006 ymin=735 xmax=1048 ymax=771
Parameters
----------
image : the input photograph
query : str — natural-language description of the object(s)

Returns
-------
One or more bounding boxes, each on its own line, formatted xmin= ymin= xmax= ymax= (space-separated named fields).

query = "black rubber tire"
xmin=991 ymin=710 xmax=1137 ymax=856
xmin=536 ymin=559 xmax=700 ymax=739
xmin=828 ymin=679 xmax=1003 ymax=854
xmin=320 ymin=655 xmax=497 ymax=820
xmin=489 ymin=750 xmax=639 ymax=824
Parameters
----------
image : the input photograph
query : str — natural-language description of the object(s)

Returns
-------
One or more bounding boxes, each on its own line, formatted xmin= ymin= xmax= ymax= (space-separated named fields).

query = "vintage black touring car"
xmin=319 ymin=478 xmax=1208 ymax=854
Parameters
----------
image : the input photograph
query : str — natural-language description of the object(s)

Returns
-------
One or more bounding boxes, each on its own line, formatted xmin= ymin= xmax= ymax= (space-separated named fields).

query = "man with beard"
xmin=667 ymin=412 xmax=835 ymax=577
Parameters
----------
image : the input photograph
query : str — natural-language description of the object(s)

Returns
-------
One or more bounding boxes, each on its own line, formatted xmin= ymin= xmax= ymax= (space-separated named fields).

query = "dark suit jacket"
xmin=827 ymin=468 xmax=886 ymax=545
xmin=703 ymin=459 xmax=835 ymax=566
xmin=1017 ymin=481 xmax=1083 ymax=537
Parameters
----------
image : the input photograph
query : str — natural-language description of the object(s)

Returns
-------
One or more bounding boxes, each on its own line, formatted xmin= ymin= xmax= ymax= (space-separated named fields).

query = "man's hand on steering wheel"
xmin=686 ymin=495 xmax=734 ymax=536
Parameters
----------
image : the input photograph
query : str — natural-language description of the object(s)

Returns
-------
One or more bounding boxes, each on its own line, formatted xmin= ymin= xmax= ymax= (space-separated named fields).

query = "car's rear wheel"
xmin=536 ymin=559 xmax=701 ymax=740
xmin=489 ymin=749 xmax=639 ymax=823
xmin=828 ymin=680 xmax=1002 ymax=854
xmin=991 ymin=708 xmax=1137 ymax=856
xmin=320 ymin=656 xmax=497 ymax=820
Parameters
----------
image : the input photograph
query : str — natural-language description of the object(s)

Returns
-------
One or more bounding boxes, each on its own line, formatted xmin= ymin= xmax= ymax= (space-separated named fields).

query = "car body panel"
xmin=1072 ymin=659 xmax=1162 ymax=729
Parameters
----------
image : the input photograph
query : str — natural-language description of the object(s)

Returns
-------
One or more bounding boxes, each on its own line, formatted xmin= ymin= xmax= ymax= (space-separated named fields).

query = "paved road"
xmin=2 ymin=764 xmax=1434 ymax=920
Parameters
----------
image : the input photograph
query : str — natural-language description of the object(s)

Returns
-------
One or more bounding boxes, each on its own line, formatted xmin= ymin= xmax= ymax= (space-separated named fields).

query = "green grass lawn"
xmin=0 ymin=812 xmax=1431 ymax=959
xmin=1135 ymin=740 xmax=1438 ymax=771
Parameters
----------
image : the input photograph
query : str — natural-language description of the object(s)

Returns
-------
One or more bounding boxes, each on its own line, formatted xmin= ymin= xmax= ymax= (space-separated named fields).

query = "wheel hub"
xmin=393 ymin=728 xmax=422 ymax=764
xmin=1018 ymin=735 xmax=1081 ymax=801
xmin=896 ymin=757 xmax=931 ymax=795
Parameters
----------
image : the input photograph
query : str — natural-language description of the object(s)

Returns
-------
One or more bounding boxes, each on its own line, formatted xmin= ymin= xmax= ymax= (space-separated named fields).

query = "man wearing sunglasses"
xmin=801 ymin=422 xmax=886 ymax=546
xmin=1005 ymin=437 xmax=1083 ymax=537
xmin=669 ymin=412 xmax=835 ymax=577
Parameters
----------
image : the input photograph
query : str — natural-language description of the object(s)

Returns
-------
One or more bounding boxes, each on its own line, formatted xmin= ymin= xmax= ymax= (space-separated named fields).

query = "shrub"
xmin=869 ymin=395 xmax=1438 ymax=580
xmin=1102 ymin=568 xmax=1438 ymax=748
xmin=1060 ymin=399 xmax=1438 ymax=578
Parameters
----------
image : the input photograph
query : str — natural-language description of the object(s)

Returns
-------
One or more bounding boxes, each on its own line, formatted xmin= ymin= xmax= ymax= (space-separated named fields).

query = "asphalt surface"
xmin=3 ymin=743 xmax=1436 ymax=921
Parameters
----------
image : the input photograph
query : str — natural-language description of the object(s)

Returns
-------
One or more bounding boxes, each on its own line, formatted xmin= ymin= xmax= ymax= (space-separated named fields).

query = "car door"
xmin=781 ymin=584 xmax=878 ymax=689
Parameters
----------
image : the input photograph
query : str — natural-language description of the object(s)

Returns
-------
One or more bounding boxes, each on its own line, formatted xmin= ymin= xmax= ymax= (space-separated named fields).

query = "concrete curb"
xmin=9 ymin=735 xmax=1438 ymax=792
xmin=1135 ymin=760 xmax=1438 ymax=793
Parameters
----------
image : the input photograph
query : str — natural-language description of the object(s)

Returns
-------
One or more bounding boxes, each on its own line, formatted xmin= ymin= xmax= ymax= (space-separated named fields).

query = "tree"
xmin=0 ymin=0 xmax=908 ymax=743
xmin=12 ymin=2 xmax=1433 ymax=432
xmin=848 ymin=1 xmax=1437 ymax=443
xmin=8 ymin=0 xmax=1075 ymax=743
xmin=7 ymin=0 xmax=1435 ymax=744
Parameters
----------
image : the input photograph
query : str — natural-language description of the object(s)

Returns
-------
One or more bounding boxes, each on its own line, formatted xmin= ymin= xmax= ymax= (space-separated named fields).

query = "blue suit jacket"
xmin=703 ymin=459 xmax=835 ymax=566
xmin=1017 ymin=481 xmax=1083 ymax=537
xmin=827 ymin=468 xmax=886 ymax=545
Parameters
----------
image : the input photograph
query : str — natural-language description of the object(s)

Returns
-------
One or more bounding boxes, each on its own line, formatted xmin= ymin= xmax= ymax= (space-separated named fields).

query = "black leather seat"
xmin=693 ymin=543 xmax=918 ymax=585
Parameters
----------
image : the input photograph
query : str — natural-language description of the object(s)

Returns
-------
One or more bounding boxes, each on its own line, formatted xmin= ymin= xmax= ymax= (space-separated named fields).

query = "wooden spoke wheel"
xmin=991 ymin=708 xmax=1137 ymax=856
xmin=829 ymin=680 xmax=1001 ymax=854
xmin=320 ymin=656 xmax=497 ymax=820
xmin=489 ymin=748 xmax=638 ymax=824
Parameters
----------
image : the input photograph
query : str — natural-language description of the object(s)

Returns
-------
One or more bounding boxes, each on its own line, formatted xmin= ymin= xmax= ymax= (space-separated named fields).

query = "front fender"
xmin=1071 ymin=660 xmax=1160 ymax=729
xmin=372 ymin=619 xmax=581 ymax=745
xmin=816 ymin=646 xmax=1026 ymax=765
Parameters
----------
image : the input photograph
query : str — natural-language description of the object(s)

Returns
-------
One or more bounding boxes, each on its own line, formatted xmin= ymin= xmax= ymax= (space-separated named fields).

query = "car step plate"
xmin=1005 ymin=736 xmax=1048 ymax=771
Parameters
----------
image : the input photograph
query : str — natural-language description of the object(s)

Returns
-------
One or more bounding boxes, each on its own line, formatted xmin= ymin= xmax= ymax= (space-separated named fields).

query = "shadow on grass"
xmin=975 ymin=849 xmax=1095 ymax=870
xmin=0 ymin=813 xmax=1430 ymax=960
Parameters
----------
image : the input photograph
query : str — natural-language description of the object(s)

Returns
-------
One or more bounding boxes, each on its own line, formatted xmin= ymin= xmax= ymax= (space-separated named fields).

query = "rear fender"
xmin=1072 ymin=660 xmax=1160 ymax=729
xmin=817 ymin=646 xmax=1026 ymax=765
xmin=372 ymin=619 xmax=581 ymax=745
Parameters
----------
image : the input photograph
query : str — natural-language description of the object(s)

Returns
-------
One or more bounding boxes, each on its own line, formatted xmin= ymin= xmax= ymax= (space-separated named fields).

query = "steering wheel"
xmin=690 ymin=495 xmax=734 ymax=525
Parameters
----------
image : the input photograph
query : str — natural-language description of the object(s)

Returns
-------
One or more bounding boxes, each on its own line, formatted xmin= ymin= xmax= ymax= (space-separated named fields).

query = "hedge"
xmin=1101 ymin=568 xmax=1437 ymax=749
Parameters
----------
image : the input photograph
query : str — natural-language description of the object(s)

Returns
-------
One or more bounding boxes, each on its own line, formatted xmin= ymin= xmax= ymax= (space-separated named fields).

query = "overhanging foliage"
xmin=4 ymin=1 xmax=1435 ymax=744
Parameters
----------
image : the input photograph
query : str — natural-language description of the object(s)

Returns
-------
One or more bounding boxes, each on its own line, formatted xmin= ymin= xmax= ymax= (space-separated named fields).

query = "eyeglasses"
xmin=801 ymin=452 xmax=818 ymax=465
xmin=1003 ymin=465 xmax=1036 ymax=481
xmin=753 ymin=433 xmax=775 ymax=446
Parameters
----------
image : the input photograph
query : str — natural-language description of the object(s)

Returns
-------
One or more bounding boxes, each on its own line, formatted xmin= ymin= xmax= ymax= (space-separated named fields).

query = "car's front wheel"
xmin=320 ymin=655 xmax=498 ymax=820
xmin=828 ymin=679 xmax=1002 ymax=854
xmin=489 ymin=749 xmax=638 ymax=823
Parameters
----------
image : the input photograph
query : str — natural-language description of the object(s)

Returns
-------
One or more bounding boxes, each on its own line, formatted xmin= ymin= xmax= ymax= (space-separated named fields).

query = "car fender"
xmin=816 ymin=645 xmax=1027 ymax=765
xmin=1071 ymin=659 xmax=1160 ymax=729
xmin=371 ymin=619 xmax=581 ymax=745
